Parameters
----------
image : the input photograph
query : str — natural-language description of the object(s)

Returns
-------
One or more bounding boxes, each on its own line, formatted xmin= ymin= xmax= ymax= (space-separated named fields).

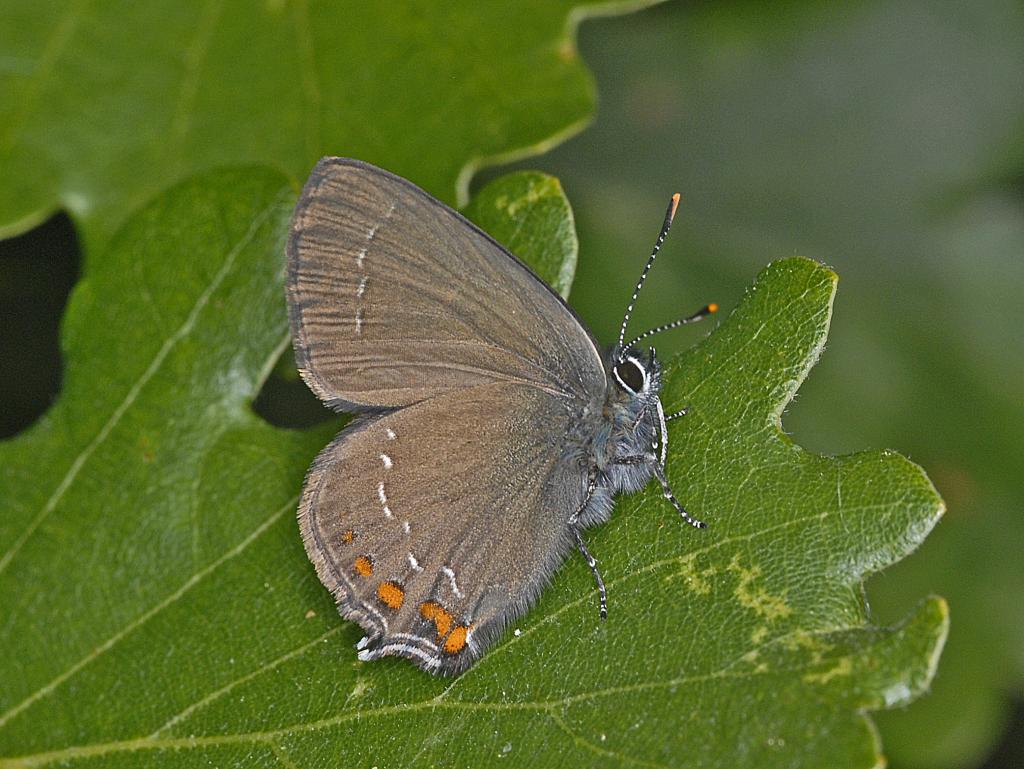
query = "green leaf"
xmin=530 ymin=3 xmax=1023 ymax=765
xmin=464 ymin=171 xmax=578 ymax=298
xmin=0 ymin=166 xmax=944 ymax=768
xmin=0 ymin=0 xmax=657 ymax=249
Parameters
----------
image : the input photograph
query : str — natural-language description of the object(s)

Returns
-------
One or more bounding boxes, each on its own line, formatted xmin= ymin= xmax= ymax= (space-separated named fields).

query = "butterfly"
xmin=287 ymin=158 xmax=714 ymax=674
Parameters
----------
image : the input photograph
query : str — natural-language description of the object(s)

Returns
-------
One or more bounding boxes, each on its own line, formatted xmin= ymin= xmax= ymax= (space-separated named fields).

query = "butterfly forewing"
xmin=299 ymin=381 xmax=587 ymax=674
xmin=287 ymin=157 xmax=605 ymax=410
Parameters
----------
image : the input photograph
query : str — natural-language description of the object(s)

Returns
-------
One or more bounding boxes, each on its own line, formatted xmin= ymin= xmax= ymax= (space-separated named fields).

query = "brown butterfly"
xmin=287 ymin=158 xmax=714 ymax=674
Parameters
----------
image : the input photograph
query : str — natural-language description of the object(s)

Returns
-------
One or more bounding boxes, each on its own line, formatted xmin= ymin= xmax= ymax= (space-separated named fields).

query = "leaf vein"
xmin=0 ymin=192 xmax=285 ymax=578
xmin=0 ymin=622 xmax=883 ymax=769
xmin=439 ymin=493 xmax=898 ymax=699
xmin=292 ymin=0 xmax=322 ymax=160
xmin=149 ymin=625 xmax=341 ymax=738
xmin=167 ymin=0 xmax=225 ymax=172
xmin=0 ymin=493 xmax=296 ymax=731
xmin=0 ymin=0 xmax=89 ymax=157
xmin=680 ymin=282 xmax=830 ymax=410
xmin=546 ymin=709 xmax=672 ymax=769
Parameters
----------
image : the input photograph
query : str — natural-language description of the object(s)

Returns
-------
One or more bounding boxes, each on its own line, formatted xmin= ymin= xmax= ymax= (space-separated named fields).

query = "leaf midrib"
xmin=0 ymin=617 xmax=845 ymax=769
xmin=2 ymin=492 xmax=879 ymax=761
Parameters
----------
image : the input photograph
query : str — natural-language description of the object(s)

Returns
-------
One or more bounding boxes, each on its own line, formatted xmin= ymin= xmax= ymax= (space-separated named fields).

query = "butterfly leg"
xmin=613 ymin=454 xmax=652 ymax=465
xmin=652 ymin=462 xmax=706 ymax=529
xmin=614 ymin=453 xmax=707 ymax=529
xmin=575 ymin=528 xmax=607 ymax=620
xmin=567 ymin=469 xmax=608 ymax=619
xmin=567 ymin=470 xmax=598 ymax=526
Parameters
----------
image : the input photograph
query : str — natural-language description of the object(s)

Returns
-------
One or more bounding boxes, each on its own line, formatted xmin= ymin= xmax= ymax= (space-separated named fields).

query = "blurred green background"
xmin=2 ymin=1 xmax=1021 ymax=768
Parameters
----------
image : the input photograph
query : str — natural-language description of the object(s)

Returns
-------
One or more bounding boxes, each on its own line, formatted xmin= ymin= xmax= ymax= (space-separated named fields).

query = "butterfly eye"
xmin=614 ymin=358 xmax=646 ymax=394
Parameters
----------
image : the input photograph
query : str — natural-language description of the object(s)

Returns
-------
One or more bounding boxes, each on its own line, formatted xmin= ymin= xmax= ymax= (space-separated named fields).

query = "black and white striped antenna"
xmin=617 ymin=193 xmax=680 ymax=352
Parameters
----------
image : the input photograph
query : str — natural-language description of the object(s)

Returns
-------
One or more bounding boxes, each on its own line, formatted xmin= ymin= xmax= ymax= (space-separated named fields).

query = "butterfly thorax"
xmin=564 ymin=346 xmax=664 ymax=532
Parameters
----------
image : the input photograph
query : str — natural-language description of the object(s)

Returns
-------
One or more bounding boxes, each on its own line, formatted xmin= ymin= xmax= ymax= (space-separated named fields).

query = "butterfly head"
xmin=606 ymin=343 xmax=666 ymax=455
xmin=611 ymin=345 xmax=661 ymax=401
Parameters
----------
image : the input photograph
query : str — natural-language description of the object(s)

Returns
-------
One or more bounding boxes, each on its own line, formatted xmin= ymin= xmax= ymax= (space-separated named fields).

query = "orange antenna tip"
xmin=669 ymin=193 xmax=681 ymax=220
xmin=707 ymin=302 xmax=718 ymax=314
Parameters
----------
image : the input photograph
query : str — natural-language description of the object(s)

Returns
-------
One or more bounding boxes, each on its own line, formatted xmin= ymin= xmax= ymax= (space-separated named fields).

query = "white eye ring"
xmin=613 ymin=355 xmax=647 ymax=394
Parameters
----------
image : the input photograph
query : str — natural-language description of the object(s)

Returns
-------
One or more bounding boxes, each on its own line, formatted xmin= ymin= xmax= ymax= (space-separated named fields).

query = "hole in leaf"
xmin=252 ymin=346 xmax=336 ymax=429
xmin=0 ymin=212 xmax=80 ymax=439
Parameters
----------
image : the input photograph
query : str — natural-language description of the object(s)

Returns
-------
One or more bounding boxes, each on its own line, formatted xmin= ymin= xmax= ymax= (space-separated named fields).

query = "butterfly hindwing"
xmin=299 ymin=381 xmax=588 ymax=675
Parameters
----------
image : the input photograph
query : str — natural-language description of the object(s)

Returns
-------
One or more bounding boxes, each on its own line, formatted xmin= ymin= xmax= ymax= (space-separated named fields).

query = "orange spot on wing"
xmin=377 ymin=581 xmax=404 ymax=610
xmin=419 ymin=601 xmax=453 ymax=639
xmin=354 ymin=556 xmax=373 ymax=577
xmin=444 ymin=625 xmax=469 ymax=654
xmin=341 ymin=529 xmax=355 ymax=544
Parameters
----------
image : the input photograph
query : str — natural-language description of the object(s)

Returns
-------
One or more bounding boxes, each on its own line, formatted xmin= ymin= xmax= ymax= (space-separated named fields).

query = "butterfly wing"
xmin=299 ymin=380 xmax=588 ymax=675
xmin=287 ymin=157 xmax=607 ymax=410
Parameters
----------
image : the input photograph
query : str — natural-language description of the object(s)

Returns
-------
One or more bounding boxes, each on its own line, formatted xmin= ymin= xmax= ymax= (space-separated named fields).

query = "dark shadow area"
xmin=251 ymin=347 xmax=336 ymax=430
xmin=0 ymin=213 xmax=80 ymax=439
xmin=979 ymin=697 xmax=1024 ymax=769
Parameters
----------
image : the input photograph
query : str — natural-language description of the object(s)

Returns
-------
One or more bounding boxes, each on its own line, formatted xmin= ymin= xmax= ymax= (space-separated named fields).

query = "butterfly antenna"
xmin=618 ymin=193 xmax=681 ymax=351
xmin=623 ymin=302 xmax=719 ymax=350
